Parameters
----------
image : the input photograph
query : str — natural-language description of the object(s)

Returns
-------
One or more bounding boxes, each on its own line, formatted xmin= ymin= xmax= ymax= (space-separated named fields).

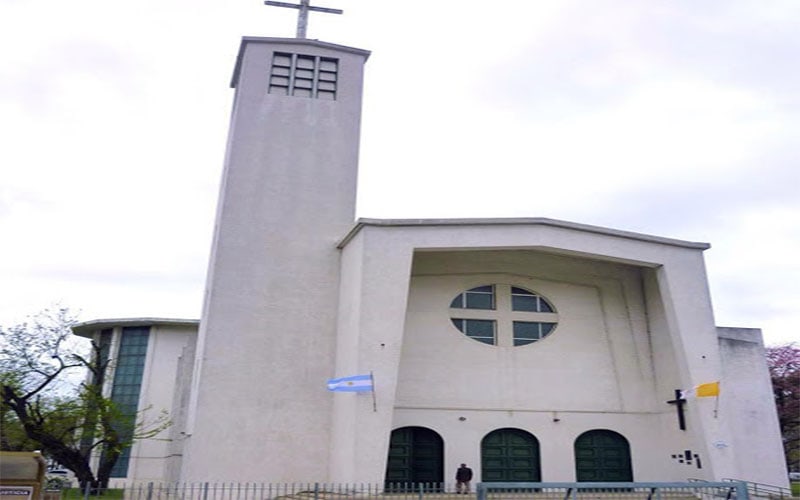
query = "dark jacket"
xmin=456 ymin=466 xmax=473 ymax=481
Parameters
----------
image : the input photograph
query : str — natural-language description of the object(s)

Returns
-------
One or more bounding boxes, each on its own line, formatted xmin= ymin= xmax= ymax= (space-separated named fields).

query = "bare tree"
xmin=1 ymin=308 xmax=169 ymax=489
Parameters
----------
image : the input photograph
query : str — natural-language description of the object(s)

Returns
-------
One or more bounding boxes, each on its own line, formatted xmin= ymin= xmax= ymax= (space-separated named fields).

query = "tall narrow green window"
xmin=108 ymin=326 xmax=150 ymax=477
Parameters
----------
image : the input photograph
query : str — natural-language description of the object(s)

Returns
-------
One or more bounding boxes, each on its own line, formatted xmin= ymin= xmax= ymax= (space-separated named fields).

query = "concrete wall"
xmin=329 ymin=227 xmax=415 ymax=483
xmin=127 ymin=324 xmax=196 ymax=483
xmin=717 ymin=327 xmax=789 ymax=487
xmin=164 ymin=334 xmax=197 ymax=483
xmin=393 ymin=250 xmax=692 ymax=482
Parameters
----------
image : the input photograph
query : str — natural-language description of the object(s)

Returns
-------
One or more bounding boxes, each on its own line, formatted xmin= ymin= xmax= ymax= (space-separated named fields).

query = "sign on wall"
xmin=0 ymin=486 xmax=34 ymax=500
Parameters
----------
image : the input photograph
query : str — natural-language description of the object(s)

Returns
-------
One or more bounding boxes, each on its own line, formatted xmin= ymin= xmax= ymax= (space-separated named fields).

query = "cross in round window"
xmin=450 ymin=284 xmax=558 ymax=346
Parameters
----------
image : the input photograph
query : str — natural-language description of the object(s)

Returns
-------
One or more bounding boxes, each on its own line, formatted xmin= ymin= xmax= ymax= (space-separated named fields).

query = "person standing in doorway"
xmin=456 ymin=463 xmax=473 ymax=494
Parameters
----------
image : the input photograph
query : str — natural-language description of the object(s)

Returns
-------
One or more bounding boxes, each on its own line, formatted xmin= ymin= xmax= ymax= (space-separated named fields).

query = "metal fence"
xmin=477 ymin=482 xmax=751 ymax=500
xmin=59 ymin=483 xmax=460 ymax=500
xmin=722 ymin=479 xmax=792 ymax=500
xmin=51 ymin=482 xmax=758 ymax=500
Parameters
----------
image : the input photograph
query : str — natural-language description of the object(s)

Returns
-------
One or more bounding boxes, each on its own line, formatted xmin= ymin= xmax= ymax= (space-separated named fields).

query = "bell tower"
xmin=181 ymin=26 xmax=370 ymax=482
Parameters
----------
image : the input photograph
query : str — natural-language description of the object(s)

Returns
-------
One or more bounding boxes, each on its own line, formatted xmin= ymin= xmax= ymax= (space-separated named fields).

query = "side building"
xmin=72 ymin=318 xmax=198 ymax=484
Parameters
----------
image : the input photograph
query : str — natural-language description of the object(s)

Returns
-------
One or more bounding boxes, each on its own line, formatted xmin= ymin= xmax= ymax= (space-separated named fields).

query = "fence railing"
xmin=722 ymin=479 xmax=792 ymax=499
xmin=51 ymin=481 xmax=755 ymax=500
xmin=59 ymin=483 xmax=463 ymax=500
xmin=476 ymin=482 xmax=751 ymax=500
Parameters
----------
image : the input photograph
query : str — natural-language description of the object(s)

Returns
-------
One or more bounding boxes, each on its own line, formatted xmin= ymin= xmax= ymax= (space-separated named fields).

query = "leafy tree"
xmin=766 ymin=343 xmax=800 ymax=473
xmin=0 ymin=308 xmax=169 ymax=489
xmin=1 ymin=404 xmax=40 ymax=451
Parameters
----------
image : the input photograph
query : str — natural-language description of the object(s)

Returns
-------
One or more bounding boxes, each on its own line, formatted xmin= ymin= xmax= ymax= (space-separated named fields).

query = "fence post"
xmin=736 ymin=481 xmax=750 ymax=500
xmin=203 ymin=482 xmax=209 ymax=500
xmin=147 ymin=482 xmax=154 ymax=500
xmin=82 ymin=482 xmax=90 ymax=500
xmin=314 ymin=483 xmax=319 ymax=500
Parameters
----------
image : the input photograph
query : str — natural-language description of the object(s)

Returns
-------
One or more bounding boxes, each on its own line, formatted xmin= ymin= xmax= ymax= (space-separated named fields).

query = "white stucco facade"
xmin=717 ymin=327 xmax=788 ymax=485
xmin=326 ymin=219 xmax=780 ymax=485
xmin=73 ymin=35 xmax=789 ymax=488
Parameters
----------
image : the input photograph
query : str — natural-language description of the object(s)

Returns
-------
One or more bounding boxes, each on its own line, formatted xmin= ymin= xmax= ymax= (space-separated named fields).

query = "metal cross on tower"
xmin=264 ymin=0 xmax=343 ymax=39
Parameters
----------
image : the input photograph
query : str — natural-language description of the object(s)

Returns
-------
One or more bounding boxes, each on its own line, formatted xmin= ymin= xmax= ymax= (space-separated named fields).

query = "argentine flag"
xmin=327 ymin=374 xmax=373 ymax=392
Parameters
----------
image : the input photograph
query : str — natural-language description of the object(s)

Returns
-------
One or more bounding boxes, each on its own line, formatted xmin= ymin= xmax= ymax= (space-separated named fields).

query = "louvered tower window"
xmin=269 ymin=52 xmax=338 ymax=100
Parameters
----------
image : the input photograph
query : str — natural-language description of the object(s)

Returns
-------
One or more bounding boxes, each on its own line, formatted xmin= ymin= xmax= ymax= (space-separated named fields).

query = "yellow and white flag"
xmin=680 ymin=381 xmax=720 ymax=399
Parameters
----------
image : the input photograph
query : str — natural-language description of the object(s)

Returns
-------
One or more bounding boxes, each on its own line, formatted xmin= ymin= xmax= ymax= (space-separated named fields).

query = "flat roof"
xmin=338 ymin=217 xmax=711 ymax=250
xmin=72 ymin=317 xmax=199 ymax=337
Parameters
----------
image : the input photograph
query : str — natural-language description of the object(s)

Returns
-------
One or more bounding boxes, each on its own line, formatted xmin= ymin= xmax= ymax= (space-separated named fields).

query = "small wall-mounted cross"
xmin=264 ymin=0 xmax=343 ymax=39
xmin=667 ymin=389 xmax=687 ymax=431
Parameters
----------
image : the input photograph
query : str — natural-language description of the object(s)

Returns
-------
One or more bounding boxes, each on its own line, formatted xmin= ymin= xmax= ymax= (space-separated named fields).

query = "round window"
xmin=449 ymin=284 xmax=558 ymax=346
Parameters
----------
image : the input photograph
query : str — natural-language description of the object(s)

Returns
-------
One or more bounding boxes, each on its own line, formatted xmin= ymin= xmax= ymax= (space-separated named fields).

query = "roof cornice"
xmin=337 ymin=217 xmax=711 ymax=250
xmin=72 ymin=317 xmax=199 ymax=337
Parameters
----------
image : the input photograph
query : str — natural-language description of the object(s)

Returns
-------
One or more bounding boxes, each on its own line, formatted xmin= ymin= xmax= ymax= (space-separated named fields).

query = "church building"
xmin=73 ymin=26 xmax=788 ymax=488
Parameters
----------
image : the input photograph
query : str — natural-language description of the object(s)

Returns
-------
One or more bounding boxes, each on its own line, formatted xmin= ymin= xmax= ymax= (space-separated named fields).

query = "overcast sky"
xmin=1 ymin=0 xmax=797 ymax=346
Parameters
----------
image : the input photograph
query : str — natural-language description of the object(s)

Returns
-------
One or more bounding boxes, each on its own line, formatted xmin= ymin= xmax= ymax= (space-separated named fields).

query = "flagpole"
xmin=370 ymin=371 xmax=377 ymax=413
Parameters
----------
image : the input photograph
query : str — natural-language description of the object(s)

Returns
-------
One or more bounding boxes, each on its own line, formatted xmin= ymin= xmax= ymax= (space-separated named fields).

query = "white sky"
xmin=1 ymin=0 xmax=798 ymax=346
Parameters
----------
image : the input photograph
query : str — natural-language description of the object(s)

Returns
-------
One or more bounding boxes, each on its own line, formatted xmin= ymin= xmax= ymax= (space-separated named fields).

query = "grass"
xmin=59 ymin=488 xmax=125 ymax=500
xmin=791 ymin=481 xmax=799 ymax=497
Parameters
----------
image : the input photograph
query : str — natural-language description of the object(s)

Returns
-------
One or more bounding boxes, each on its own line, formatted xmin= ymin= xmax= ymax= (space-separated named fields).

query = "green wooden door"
xmin=481 ymin=428 xmax=541 ymax=482
xmin=574 ymin=430 xmax=633 ymax=482
xmin=385 ymin=427 xmax=444 ymax=488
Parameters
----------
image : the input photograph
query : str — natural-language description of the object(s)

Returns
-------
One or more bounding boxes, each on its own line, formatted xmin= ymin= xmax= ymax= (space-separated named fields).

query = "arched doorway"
xmin=481 ymin=428 xmax=541 ymax=482
xmin=574 ymin=429 xmax=633 ymax=482
xmin=385 ymin=427 xmax=444 ymax=488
